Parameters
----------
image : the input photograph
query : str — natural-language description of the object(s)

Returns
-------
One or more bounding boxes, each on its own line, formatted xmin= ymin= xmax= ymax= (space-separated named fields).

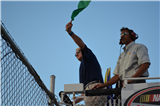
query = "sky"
xmin=1 ymin=0 xmax=160 ymax=101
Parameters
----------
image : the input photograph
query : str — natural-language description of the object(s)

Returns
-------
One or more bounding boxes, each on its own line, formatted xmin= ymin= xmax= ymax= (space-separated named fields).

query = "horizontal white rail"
xmin=124 ymin=77 xmax=160 ymax=84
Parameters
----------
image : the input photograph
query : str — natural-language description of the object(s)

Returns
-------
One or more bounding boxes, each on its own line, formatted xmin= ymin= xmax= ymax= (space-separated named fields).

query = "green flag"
xmin=71 ymin=0 xmax=91 ymax=21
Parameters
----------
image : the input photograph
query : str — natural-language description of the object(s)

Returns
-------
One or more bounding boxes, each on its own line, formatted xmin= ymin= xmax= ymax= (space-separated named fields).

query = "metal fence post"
xmin=49 ymin=75 xmax=56 ymax=106
xmin=50 ymin=75 xmax=55 ymax=93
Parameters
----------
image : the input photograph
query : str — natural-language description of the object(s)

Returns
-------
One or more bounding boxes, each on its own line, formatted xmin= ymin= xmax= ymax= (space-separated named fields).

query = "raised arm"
xmin=65 ymin=21 xmax=85 ymax=50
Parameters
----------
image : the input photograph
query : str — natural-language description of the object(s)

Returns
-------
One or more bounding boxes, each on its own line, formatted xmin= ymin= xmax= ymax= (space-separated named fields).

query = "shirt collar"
xmin=123 ymin=41 xmax=135 ymax=51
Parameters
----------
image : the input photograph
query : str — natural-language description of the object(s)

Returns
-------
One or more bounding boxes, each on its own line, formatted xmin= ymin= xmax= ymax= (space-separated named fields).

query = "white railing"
xmin=60 ymin=77 xmax=160 ymax=106
xmin=124 ymin=77 xmax=160 ymax=84
xmin=60 ymin=84 xmax=121 ymax=106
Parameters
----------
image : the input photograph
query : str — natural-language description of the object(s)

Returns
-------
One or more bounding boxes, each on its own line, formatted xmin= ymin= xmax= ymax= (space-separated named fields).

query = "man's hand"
xmin=92 ymin=84 xmax=105 ymax=90
xmin=74 ymin=94 xmax=84 ymax=104
xmin=65 ymin=21 xmax=73 ymax=33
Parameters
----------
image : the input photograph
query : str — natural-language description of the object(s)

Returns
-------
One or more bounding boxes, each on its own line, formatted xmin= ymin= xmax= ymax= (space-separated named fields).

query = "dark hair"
xmin=120 ymin=27 xmax=130 ymax=32
xmin=120 ymin=27 xmax=138 ymax=41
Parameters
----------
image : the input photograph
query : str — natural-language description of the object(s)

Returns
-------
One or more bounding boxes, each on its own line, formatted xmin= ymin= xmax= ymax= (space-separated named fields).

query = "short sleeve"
xmin=81 ymin=45 xmax=92 ymax=59
xmin=113 ymin=55 xmax=121 ymax=75
xmin=137 ymin=44 xmax=151 ymax=65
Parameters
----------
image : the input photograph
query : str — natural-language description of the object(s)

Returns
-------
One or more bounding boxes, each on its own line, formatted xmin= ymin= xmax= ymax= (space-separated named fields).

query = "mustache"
xmin=119 ymin=37 xmax=124 ymax=45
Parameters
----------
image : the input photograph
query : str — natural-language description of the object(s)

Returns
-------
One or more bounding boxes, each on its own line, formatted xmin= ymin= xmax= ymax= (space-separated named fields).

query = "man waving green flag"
xmin=71 ymin=0 xmax=91 ymax=21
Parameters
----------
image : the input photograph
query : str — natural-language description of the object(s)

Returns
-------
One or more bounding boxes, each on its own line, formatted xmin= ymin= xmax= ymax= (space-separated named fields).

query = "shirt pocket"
xmin=124 ymin=51 xmax=138 ymax=70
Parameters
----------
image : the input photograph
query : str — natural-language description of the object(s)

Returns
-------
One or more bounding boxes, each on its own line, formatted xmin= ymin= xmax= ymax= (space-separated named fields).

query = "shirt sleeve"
xmin=113 ymin=55 xmax=121 ymax=75
xmin=137 ymin=44 xmax=151 ymax=65
xmin=81 ymin=45 xmax=92 ymax=59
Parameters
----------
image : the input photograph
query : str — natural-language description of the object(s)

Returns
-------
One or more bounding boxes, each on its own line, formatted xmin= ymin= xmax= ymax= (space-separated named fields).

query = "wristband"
xmin=69 ymin=31 xmax=74 ymax=36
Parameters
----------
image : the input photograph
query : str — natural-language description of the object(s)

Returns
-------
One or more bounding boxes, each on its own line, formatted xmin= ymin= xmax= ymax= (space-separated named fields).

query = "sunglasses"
xmin=75 ymin=50 xmax=80 ymax=57
xmin=120 ymin=32 xmax=129 ymax=37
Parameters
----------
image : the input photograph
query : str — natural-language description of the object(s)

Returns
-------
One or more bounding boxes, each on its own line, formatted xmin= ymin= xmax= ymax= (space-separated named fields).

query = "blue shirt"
xmin=79 ymin=45 xmax=103 ymax=87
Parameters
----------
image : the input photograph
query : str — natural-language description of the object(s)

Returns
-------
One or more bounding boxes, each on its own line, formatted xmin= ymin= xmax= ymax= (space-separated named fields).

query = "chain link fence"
xmin=0 ymin=21 xmax=121 ymax=106
xmin=0 ymin=22 xmax=59 ymax=106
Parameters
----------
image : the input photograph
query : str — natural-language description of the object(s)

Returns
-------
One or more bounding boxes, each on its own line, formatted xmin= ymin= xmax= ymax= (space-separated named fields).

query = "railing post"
xmin=73 ymin=92 xmax=76 ymax=106
xmin=50 ymin=75 xmax=56 ymax=93
xmin=49 ymin=75 xmax=56 ymax=106
xmin=61 ymin=92 xmax=64 ymax=106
